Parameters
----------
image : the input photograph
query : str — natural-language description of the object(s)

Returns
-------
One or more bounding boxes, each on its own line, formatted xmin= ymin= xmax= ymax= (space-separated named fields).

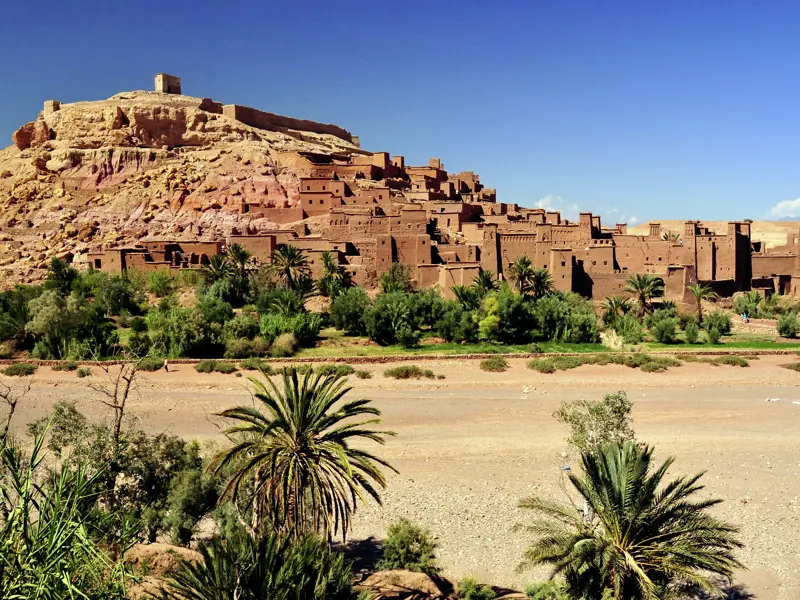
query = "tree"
xmin=517 ymin=442 xmax=743 ymax=600
xmin=211 ymin=368 xmax=395 ymax=539
xmin=687 ymin=283 xmax=718 ymax=323
xmin=379 ymin=263 xmax=414 ymax=294
xmin=601 ymin=296 xmax=631 ymax=325
xmin=661 ymin=231 xmax=681 ymax=242
xmin=155 ymin=529 xmax=355 ymax=600
xmin=472 ymin=268 xmax=498 ymax=297
xmin=625 ymin=274 xmax=664 ymax=316
xmin=201 ymin=255 xmax=235 ymax=286
xmin=507 ymin=255 xmax=535 ymax=295
xmin=44 ymin=257 xmax=78 ymax=296
xmin=227 ymin=243 xmax=252 ymax=281
xmin=553 ymin=391 xmax=634 ymax=456
xmin=270 ymin=245 xmax=310 ymax=291
xmin=317 ymin=250 xmax=348 ymax=297
xmin=531 ymin=267 xmax=554 ymax=299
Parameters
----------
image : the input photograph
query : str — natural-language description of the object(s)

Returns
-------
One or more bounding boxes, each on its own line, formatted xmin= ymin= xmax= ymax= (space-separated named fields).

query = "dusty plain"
xmin=7 ymin=355 xmax=800 ymax=599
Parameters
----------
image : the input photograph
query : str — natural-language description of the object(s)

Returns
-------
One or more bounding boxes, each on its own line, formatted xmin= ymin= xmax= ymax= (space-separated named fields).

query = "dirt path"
xmin=6 ymin=356 xmax=800 ymax=599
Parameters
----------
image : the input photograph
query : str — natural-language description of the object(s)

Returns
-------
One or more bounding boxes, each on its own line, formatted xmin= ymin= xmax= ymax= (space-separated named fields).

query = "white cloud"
xmin=532 ymin=195 xmax=638 ymax=226
xmin=768 ymin=197 xmax=800 ymax=219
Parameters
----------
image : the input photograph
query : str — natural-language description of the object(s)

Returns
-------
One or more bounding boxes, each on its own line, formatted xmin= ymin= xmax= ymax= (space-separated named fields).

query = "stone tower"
xmin=154 ymin=73 xmax=181 ymax=95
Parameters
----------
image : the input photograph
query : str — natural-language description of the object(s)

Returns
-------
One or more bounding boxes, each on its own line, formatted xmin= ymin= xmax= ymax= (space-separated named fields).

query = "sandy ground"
xmin=6 ymin=356 xmax=800 ymax=599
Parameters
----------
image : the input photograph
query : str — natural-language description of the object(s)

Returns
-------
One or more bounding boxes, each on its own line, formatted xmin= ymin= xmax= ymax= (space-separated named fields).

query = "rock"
xmin=359 ymin=570 xmax=448 ymax=599
xmin=125 ymin=542 xmax=201 ymax=576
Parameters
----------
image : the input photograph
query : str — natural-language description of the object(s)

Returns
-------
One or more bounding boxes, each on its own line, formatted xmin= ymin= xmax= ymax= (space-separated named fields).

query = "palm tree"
xmin=451 ymin=285 xmax=480 ymax=310
xmin=517 ymin=442 xmax=743 ymax=600
xmin=531 ymin=267 xmax=554 ymax=299
xmin=601 ymin=295 xmax=631 ymax=325
xmin=625 ymin=274 xmax=664 ymax=316
xmin=270 ymin=245 xmax=310 ymax=290
xmin=318 ymin=250 xmax=347 ymax=297
xmin=210 ymin=368 xmax=395 ymax=540
xmin=201 ymin=254 xmax=235 ymax=285
xmin=507 ymin=256 xmax=536 ymax=295
xmin=226 ymin=243 xmax=252 ymax=281
xmin=472 ymin=268 xmax=498 ymax=297
xmin=687 ymin=283 xmax=718 ymax=323
xmin=661 ymin=231 xmax=681 ymax=243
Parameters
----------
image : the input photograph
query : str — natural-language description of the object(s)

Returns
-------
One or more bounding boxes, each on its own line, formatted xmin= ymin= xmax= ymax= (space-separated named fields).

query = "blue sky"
xmin=2 ymin=1 xmax=800 ymax=223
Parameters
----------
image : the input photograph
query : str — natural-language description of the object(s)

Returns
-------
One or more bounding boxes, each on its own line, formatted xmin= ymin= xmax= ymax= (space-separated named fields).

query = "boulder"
xmin=359 ymin=569 xmax=448 ymax=599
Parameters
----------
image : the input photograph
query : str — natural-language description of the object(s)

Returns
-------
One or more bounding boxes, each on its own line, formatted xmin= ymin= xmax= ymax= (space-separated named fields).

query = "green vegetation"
xmin=378 ymin=518 xmax=439 ymax=575
xmin=2 ymin=363 xmax=37 ymax=376
xmin=384 ymin=365 xmax=437 ymax=379
xmin=783 ymin=362 xmax=800 ymax=372
xmin=52 ymin=361 xmax=79 ymax=371
xmin=527 ymin=353 xmax=682 ymax=374
xmin=76 ymin=367 xmax=91 ymax=378
xmin=517 ymin=442 xmax=743 ymax=599
xmin=194 ymin=360 xmax=237 ymax=374
xmin=137 ymin=356 xmax=165 ymax=371
xmin=479 ymin=356 xmax=509 ymax=372
xmin=458 ymin=578 xmax=497 ymax=600
xmin=316 ymin=363 xmax=355 ymax=377
xmin=355 ymin=369 xmax=372 ymax=379
xmin=777 ymin=312 xmax=800 ymax=338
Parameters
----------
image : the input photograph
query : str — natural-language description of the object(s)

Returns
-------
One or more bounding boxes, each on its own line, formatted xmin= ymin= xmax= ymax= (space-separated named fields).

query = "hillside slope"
xmin=0 ymin=90 xmax=360 ymax=284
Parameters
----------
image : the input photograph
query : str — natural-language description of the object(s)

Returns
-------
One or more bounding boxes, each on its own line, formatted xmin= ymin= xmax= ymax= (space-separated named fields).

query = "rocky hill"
xmin=0 ymin=90 xmax=361 ymax=285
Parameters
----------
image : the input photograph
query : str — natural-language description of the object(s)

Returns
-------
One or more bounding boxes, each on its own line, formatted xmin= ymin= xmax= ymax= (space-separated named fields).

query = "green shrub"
xmin=614 ymin=313 xmax=644 ymax=344
xmin=528 ymin=342 xmax=543 ymax=353
xmin=53 ymin=361 xmax=79 ymax=372
xmin=684 ymin=320 xmax=699 ymax=344
xmin=525 ymin=581 xmax=570 ymax=599
xmin=640 ymin=361 xmax=668 ymax=373
xmin=270 ymin=333 xmax=298 ymax=357
xmin=379 ymin=263 xmax=414 ymax=294
xmin=215 ymin=362 xmax=237 ymax=374
xmin=623 ymin=353 xmax=653 ymax=368
xmin=147 ymin=271 xmax=175 ymax=298
xmin=355 ymin=369 xmax=372 ymax=379
xmin=329 ymin=287 xmax=372 ymax=336
xmin=703 ymin=310 xmax=732 ymax=335
xmin=2 ymin=363 xmax=37 ymax=377
xmin=76 ymin=367 xmax=91 ymax=378
xmin=384 ymin=365 xmax=436 ymax=379
xmin=714 ymin=355 xmax=748 ymax=367
xmin=378 ymin=518 xmax=438 ymax=575
xmin=223 ymin=314 xmax=260 ymax=341
xmin=645 ymin=309 xmax=678 ymax=344
xmin=137 ymin=357 xmax=165 ymax=371
xmin=260 ymin=312 xmax=321 ymax=347
xmin=364 ymin=292 xmax=416 ymax=346
xmin=707 ymin=326 xmax=721 ymax=344
xmin=0 ymin=343 xmax=13 ymax=360
xmin=777 ymin=313 xmax=800 ymax=338
xmin=223 ymin=338 xmax=255 ymax=359
xmin=480 ymin=356 xmax=508 ymax=372
xmin=677 ymin=313 xmax=696 ymax=331
xmin=528 ymin=358 xmax=556 ymax=373
xmin=316 ymin=363 xmax=355 ymax=378
xmin=783 ymin=363 xmax=800 ymax=372
xmin=458 ymin=578 xmax=497 ymax=600
xmin=194 ymin=360 xmax=218 ymax=373
xmin=240 ymin=358 xmax=274 ymax=373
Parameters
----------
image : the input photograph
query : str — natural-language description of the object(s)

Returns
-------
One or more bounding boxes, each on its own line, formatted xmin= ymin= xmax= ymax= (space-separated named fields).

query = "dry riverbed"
xmin=7 ymin=355 xmax=800 ymax=599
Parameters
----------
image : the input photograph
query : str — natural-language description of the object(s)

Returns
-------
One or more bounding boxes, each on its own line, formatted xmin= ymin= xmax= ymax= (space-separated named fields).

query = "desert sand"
xmin=7 ymin=356 xmax=800 ymax=599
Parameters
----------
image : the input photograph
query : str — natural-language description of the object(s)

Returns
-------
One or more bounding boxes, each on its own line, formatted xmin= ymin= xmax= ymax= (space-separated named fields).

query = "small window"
xmin=561 ymin=261 xmax=565 ymax=267
xmin=658 ymin=257 xmax=662 ymax=262
xmin=94 ymin=259 xmax=102 ymax=269
xmin=322 ymin=185 xmax=326 ymax=191
xmin=603 ymin=260 xmax=607 ymax=265
xmin=592 ymin=261 xmax=597 ymax=266
xmin=543 ymin=264 xmax=547 ymax=269
xmin=306 ymin=186 xmax=310 ymax=190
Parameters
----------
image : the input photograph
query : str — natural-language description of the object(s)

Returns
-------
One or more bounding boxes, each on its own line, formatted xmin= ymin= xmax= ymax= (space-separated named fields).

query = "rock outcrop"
xmin=0 ymin=90 xmax=360 ymax=285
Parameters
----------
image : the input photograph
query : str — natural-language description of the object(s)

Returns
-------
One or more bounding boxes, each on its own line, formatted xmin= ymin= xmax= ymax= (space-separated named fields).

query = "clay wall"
xmin=436 ymin=244 xmax=477 ymax=262
xmin=752 ymin=255 xmax=797 ymax=278
xmin=549 ymin=248 xmax=574 ymax=291
xmin=222 ymin=104 xmax=354 ymax=143
xmin=299 ymin=178 xmax=347 ymax=196
xmin=300 ymin=192 xmax=343 ymax=217
xmin=229 ymin=235 xmax=277 ymax=262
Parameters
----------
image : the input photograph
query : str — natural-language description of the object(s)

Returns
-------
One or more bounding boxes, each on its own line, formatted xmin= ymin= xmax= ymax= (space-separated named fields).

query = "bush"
xmin=76 ymin=367 xmax=91 ymax=378
xmin=640 ymin=361 xmax=668 ymax=373
xmin=214 ymin=362 xmax=237 ymax=374
xmin=194 ymin=360 xmax=218 ymax=373
xmin=783 ymin=363 xmax=800 ymax=372
xmin=240 ymin=358 xmax=274 ymax=373
xmin=528 ymin=358 xmax=556 ymax=374
xmin=379 ymin=263 xmax=414 ymax=294
xmin=614 ymin=313 xmax=644 ymax=344
xmin=223 ymin=338 xmax=254 ymax=359
xmin=714 ymin=355 xmax=748 ymax=367
xmin=378 ymin=518 xmax=438 ymax=575
xmin=270 ymin=333 xmax=298 ymax=357
xmin=777 ymin=313 xmax=800 ymax=338
xmin=329 ymin=286 xmax=371 ymax=336
xmin=384 ymin=365 xmax=436 ymax=379
xmin=147 ymin=271 xmax=175 ymax=298
xmin=365 ymin=292 xmax=415 ymax=346
xmin=684 ymin=320 xmax=699 ymax=344
xmin=458 ymin=578 xmax=497 ymax=600
xmin=703 ymin=310 xmax=732 ymax=336
xmin=260 ymin=312 xmax=321 ymax=347
xmin=223 ymin=314 xmax=260 ymax=341
xmin=480 ymin=356 xmax=508 ymax=372
xmin=53 ymin=361 xmax=78 ymax=372
xmin=135 ymin=357 xmax=164 ymax=371
xmin=316 ymin=363 xmax=355 ymax=378
xmin=525 ymin=581 xmax=570 ymax=600
xmin=677 ymin=313 xmax=696 ymax=331
xmin=707 ymin=326 xmax=721 ymax=344
xmin=2 ymin=363 xmax=37 ymax=377
xmin=645 ymin=309 xmax=678 ymax=344
xmin=355 ymin=369 xmax=372 ymax=379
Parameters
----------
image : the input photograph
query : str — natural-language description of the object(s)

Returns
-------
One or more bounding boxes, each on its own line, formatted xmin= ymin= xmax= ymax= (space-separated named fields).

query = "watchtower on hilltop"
xmin=154 ymin=73 xmax=181 ymax=95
